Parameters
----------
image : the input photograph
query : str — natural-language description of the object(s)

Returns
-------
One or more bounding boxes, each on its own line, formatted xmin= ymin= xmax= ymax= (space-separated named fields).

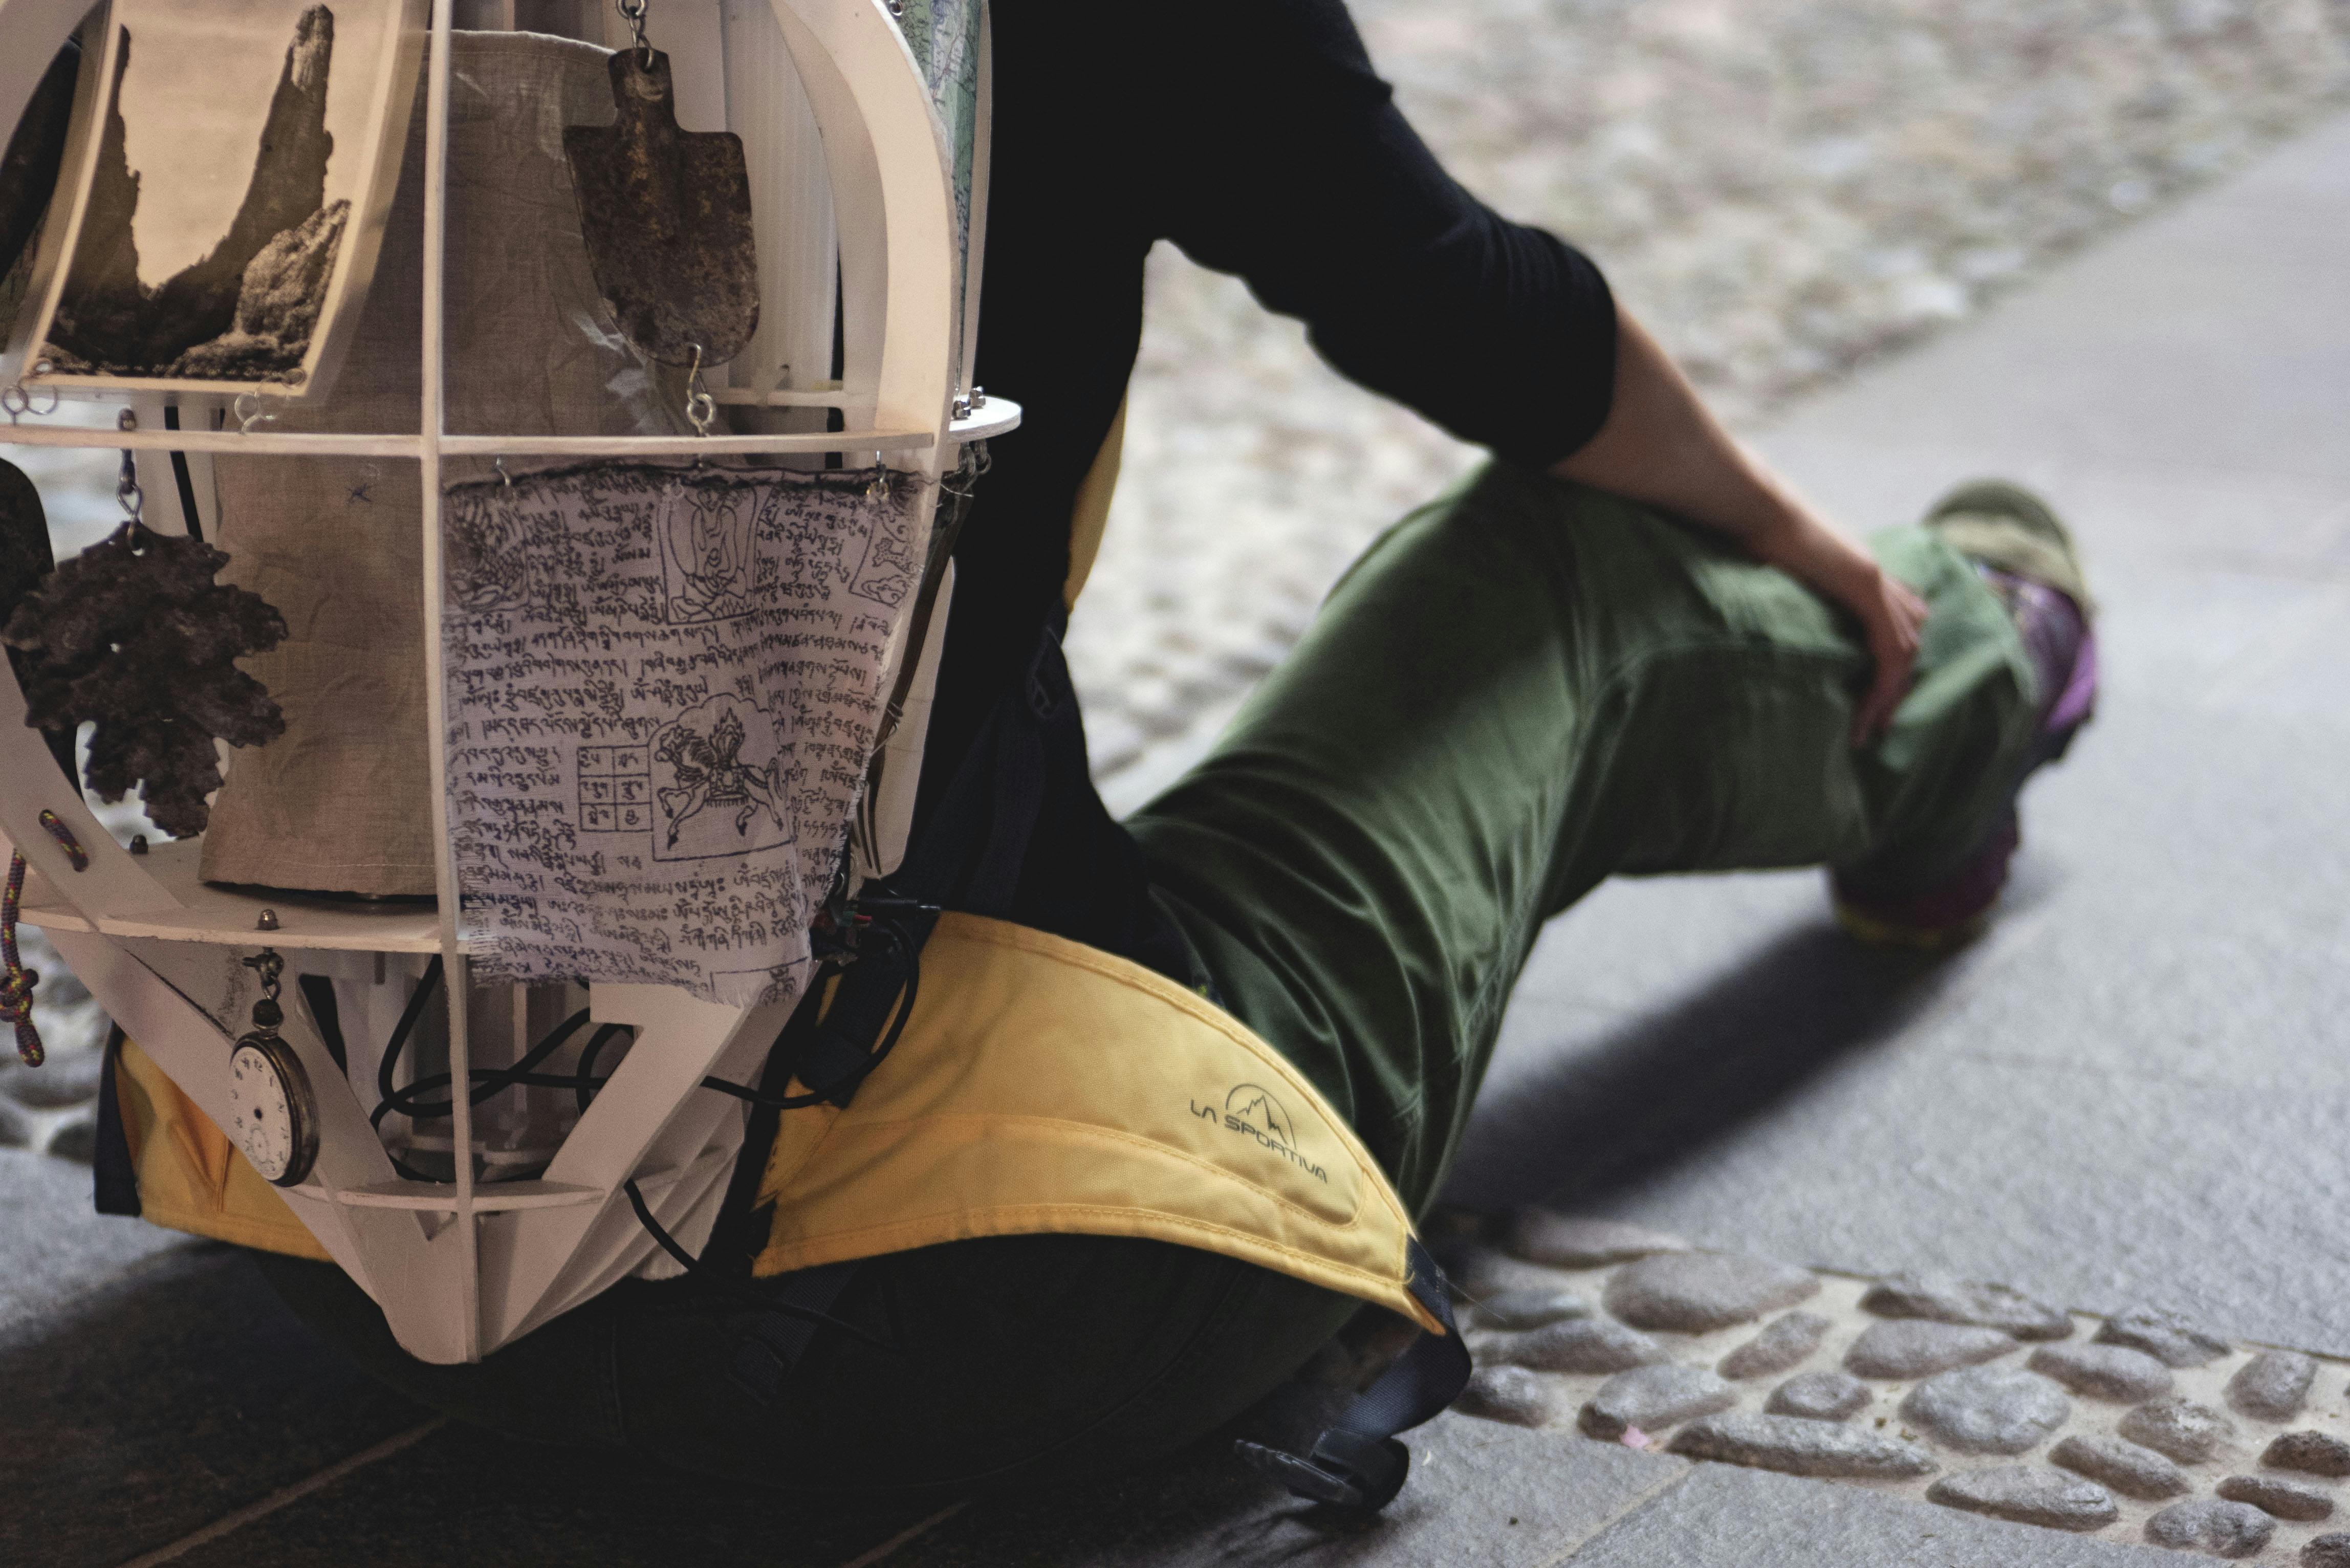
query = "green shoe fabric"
xmin=1924 ymin=478 xmax=2096 ymax=617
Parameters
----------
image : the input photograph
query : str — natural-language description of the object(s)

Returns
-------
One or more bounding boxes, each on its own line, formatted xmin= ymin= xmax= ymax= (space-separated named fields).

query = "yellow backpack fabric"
xmin=111 ymin=911 xmax=1439 ymax=1335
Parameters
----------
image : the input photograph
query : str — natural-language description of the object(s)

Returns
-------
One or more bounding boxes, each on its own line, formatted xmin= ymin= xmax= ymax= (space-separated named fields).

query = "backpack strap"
xmin=1233 ymin=1238 xmax=1471 ymax=1510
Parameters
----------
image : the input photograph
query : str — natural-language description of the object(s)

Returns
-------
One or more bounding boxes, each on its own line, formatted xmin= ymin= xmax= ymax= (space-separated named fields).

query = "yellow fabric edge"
xmin=114 ymin=1038 xmax=331 ymax=1262
xmin=753 ymin=912 xmax=1440 ymax=1335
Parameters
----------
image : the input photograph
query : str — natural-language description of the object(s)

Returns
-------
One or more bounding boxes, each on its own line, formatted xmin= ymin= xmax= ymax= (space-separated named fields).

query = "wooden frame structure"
xmin=0 ymin=0 xmax=1015 ymax=1362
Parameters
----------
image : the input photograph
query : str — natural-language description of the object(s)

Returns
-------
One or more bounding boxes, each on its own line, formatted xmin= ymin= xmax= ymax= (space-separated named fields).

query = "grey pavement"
xmin=1445 ymin=103 xmax=2350 ymax=1361
xmin=10 ymin=102 xmax=2346 ymax=1568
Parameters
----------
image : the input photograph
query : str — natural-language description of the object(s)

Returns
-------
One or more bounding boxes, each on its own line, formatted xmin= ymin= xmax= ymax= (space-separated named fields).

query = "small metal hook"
xmin=616 ymin=0 xmax=654 ymax=66
xmin=233 ymin=390 xmax=276 ymax=435
xmin=116 ymin=450 xmax=144 ymax=526
xmin=684 ymin=342 xmax=717 ymax=443
xmin=2 ymin=362 xmax=60 ymax=421
xmin=494 ymin=456 xmax=514 ymax=489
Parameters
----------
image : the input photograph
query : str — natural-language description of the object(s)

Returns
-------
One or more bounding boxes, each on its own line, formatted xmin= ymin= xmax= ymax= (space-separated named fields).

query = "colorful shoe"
xmin=1832 ymin=482 xmax=2097 ymax=949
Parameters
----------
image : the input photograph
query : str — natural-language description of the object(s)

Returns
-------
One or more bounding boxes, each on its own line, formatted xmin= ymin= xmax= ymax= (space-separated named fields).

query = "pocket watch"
xmin=226 ymin=949 xmax=318 ymax=1187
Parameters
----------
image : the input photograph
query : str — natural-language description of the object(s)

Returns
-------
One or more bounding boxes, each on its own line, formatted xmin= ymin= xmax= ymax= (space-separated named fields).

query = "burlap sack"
xmin=202 ymin=32 xmax=686 ymax=895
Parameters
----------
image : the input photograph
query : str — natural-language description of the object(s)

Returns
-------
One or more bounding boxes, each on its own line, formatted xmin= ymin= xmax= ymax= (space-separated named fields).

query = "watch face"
xmin=227 ymin=1037 xmax=317 ymax=1186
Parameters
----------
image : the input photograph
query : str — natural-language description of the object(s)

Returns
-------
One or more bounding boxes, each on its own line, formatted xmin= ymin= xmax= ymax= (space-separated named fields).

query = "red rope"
xmin=1 ymin=853 xmax=43 ymax=1066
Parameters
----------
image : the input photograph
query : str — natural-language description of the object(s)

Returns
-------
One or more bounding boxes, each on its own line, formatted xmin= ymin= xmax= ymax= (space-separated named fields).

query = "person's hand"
xmin=1746 ymin=506 xmax=1928 ymax=745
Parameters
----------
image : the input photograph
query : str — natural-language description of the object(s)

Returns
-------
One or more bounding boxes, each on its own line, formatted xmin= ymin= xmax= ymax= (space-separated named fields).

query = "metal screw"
xmin=116 ymin=407 xmax=136 ymax=431
xmin=953 ymin=393 xmax=972 ymax=421
xmin=129 ymin=834 xmax=147 ymax=855
xmin=256 ymin=908 xmax=280 ymax=931
xmin=970 ymin=386 xmax=987 ymax=409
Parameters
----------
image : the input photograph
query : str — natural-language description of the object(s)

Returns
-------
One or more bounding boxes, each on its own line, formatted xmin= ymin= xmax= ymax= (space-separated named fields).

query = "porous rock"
xmin=1899 ymin=1366 xmax=2071 ymax=1454
xmin=1668 ymin=1411 xmax=1936 ymax=1479
xmin=1602 ymin=1251 xmax=1820 ymax=1333
xmin=2119 ymin=1395 xmax=2236 ymax=1464
xmin=1480 ymin=1316 xmax=1663 ymax=1375
xmin=2227 ymin=1349 xmax=2317 ymax=1421
xmin=1720 ymin=1311 xmax=1831 ymax=1379
xmin=1473 ymin=1287 xmax=1590 ymax=1331
xmin=1454 ymin=1364 xmax=1565 ymax=1428
xmin=2302 ymin=1532 xmax=2350 ymax=1567
xmin=2050 ymin=1433 xmax=2191 ymax=1500
xmin=1861 ymin=1275 xmax=2074 ymax=1341
xmin=2027 ymin=1342 xmax=2172 ymax=1403
xmin=1766 ymin=1369 xmax=1870 ymax=1422
xmin=1579 ymin=1363 xmax=1738 ymax=1440
xmin=2143 ymin=1498 xmax=2274 ymax=1558
xmin=1843 ymin=1320 xmax=2017 ymax=1379
xmin=2096 ymin=1305 xmax=2231 ymax=1368
xmin=2266 ymin=1430 xmax=2350 ymax=1478
xmin=2218 ymin=1473 xmax=2334 ymax=1522
xmin=1504 ymin=1211 xmax=1688 ymax=1268
xmin=1927 ymin=1465 xmax=2119 ymax=1532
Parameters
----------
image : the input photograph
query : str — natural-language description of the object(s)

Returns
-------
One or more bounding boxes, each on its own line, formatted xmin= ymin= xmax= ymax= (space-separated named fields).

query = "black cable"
xmin=699 ymin=919 xmax=920 ymax=1111
xmin=376 ymin=955 xmax=445 ymax=1112
xmin=621 ymin=1176 xmax=897 ymax=1353
xmin=160 ymin=404 xmax=204 ymax=542
xmin=573 ymin=1022 xmax=634 ymax=1114
xmin=373 ymin=1007 xmax=593 ymax=1123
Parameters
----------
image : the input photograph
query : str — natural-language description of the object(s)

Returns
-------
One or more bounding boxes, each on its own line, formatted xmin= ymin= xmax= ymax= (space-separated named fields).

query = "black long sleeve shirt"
xmin=916 ymin=0 xmax=1618 ymax=960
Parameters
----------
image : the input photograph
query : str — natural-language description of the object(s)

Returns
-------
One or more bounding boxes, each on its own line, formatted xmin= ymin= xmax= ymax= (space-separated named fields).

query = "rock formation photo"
xmin=42 ymin=5 xmax=347 ymax=385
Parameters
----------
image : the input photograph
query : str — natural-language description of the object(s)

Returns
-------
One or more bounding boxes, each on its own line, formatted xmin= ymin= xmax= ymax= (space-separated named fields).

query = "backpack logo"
xmin=1192 ymin=1082 xmax=1327 ymax=1184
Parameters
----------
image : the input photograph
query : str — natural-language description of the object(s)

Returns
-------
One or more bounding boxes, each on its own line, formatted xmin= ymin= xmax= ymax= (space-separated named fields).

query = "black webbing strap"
xmin=93 ymin=1025 xmax=140 ymax=1217
xmin=1232 ymin=1238 xmax=1473 ymax=1511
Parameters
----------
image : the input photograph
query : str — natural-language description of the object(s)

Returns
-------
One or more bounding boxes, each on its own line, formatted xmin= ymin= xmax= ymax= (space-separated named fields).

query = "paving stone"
xmin=2096 ymin=1306 xmax=2232 ymax=1369
xmin=1579 ymin=1362 xmax=1739 ymax=1440
xmin=1928 ymin=1465 xmax=2121 ymax=1532
xmin=1720 ymin=1311 xmax=1832 ymax=1379
xmin=1563 ymin=1460 xmax=2192 ymax=1567
xmin=2304 ymin=1533 xmax=2350 ymax=1568
xmin=2050 ymin=1433 xmax=2193 ymax=1500
xmin=1454 ymin=1365 xmax=1566 ymax=1428
xmin=1601 ymin=1252 xmax=1821 ymax=1333
xmin=1900 ymin=1366 xmax=2072 ymax=1455
xmin=1667 ymin=1411 xmax=1936 ymax=1479
xmin=1765 ymin=1370 xmax=1870 ymax=1422
xmin=2028 ymin=1342 xmax=2174 ymax=1403
xmin=1504 ymin=1211 xmax=1688 ymax=1268
xmin=1479 ymin=1316 xmax=1664 ymax=1375
xmin=1844 ymin=1320 xmax=2019 ymax=1379
xmin=45 ymin=1110 xmax=96 ymax=1164
xmin=1440 ymin=1244 xmax=1576 ymax=1301
xmin=2 ymin=1047 xmax=104 ymax=1108
xmin=2143 ymin=1498 xmax=2275 ymax=1559
xmin=2227 ymin=1349 xmax=2318 ymax=1421
xmin=1861 ymin=1276 xmax=2076 ymax=1341
xmin=2218 ymin=1473 xmax=2335 ymax=1521
xmin=2268 ymin=1431 xmax=2350 ymax=1477
xmin=2118 ymin=1396 xmax=2238 ymax=1464
xmin=1472 ymin=1287 xmax=1591 ymax=1331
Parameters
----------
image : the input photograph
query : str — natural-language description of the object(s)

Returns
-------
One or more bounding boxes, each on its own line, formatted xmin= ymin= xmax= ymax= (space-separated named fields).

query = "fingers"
xmin=1851 ymin=576 xmax=1927 ymax=746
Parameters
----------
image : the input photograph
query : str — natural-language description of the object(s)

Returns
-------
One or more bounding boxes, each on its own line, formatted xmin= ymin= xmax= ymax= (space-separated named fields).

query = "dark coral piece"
xmin=4 ymin=524 xmax=286 ymax=838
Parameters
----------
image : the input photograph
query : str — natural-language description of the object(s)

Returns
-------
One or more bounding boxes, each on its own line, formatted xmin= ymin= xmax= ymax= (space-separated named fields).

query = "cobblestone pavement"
xmin=1433 ymin=1212 xmax=2350 ymax=1563
xmin=1071 ymin=0 xmax=2350 ymax=791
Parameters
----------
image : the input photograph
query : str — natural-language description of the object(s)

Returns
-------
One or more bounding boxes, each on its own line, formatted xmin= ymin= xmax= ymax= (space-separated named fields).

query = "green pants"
xmin=260 ymin=464 xmax=2037 ymax=1496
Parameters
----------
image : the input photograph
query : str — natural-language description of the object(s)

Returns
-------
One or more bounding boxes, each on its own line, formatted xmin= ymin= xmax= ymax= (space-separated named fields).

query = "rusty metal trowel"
xmin=564 ymin=47 xmax=760 ymax=369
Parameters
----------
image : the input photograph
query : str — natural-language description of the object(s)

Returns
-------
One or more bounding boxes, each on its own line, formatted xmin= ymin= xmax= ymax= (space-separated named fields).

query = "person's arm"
xmin=1550 ymin=314 xmax=1925 ymax=743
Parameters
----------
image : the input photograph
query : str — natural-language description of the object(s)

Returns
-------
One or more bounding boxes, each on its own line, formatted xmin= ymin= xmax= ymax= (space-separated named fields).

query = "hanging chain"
xmin=241 ymin=949 xmax=286 ymax=1032
xmin=116 ymin=448 xmax=144 ymax=529
xmin=684 ymin=342 xmax=717 ymax=439
xmin=616 ymin=0 xmax=652 ymax=64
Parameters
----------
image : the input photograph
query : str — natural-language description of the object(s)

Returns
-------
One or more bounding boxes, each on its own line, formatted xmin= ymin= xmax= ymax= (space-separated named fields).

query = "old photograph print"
xmin=23 ymin=0 xmax=420 ymax=394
